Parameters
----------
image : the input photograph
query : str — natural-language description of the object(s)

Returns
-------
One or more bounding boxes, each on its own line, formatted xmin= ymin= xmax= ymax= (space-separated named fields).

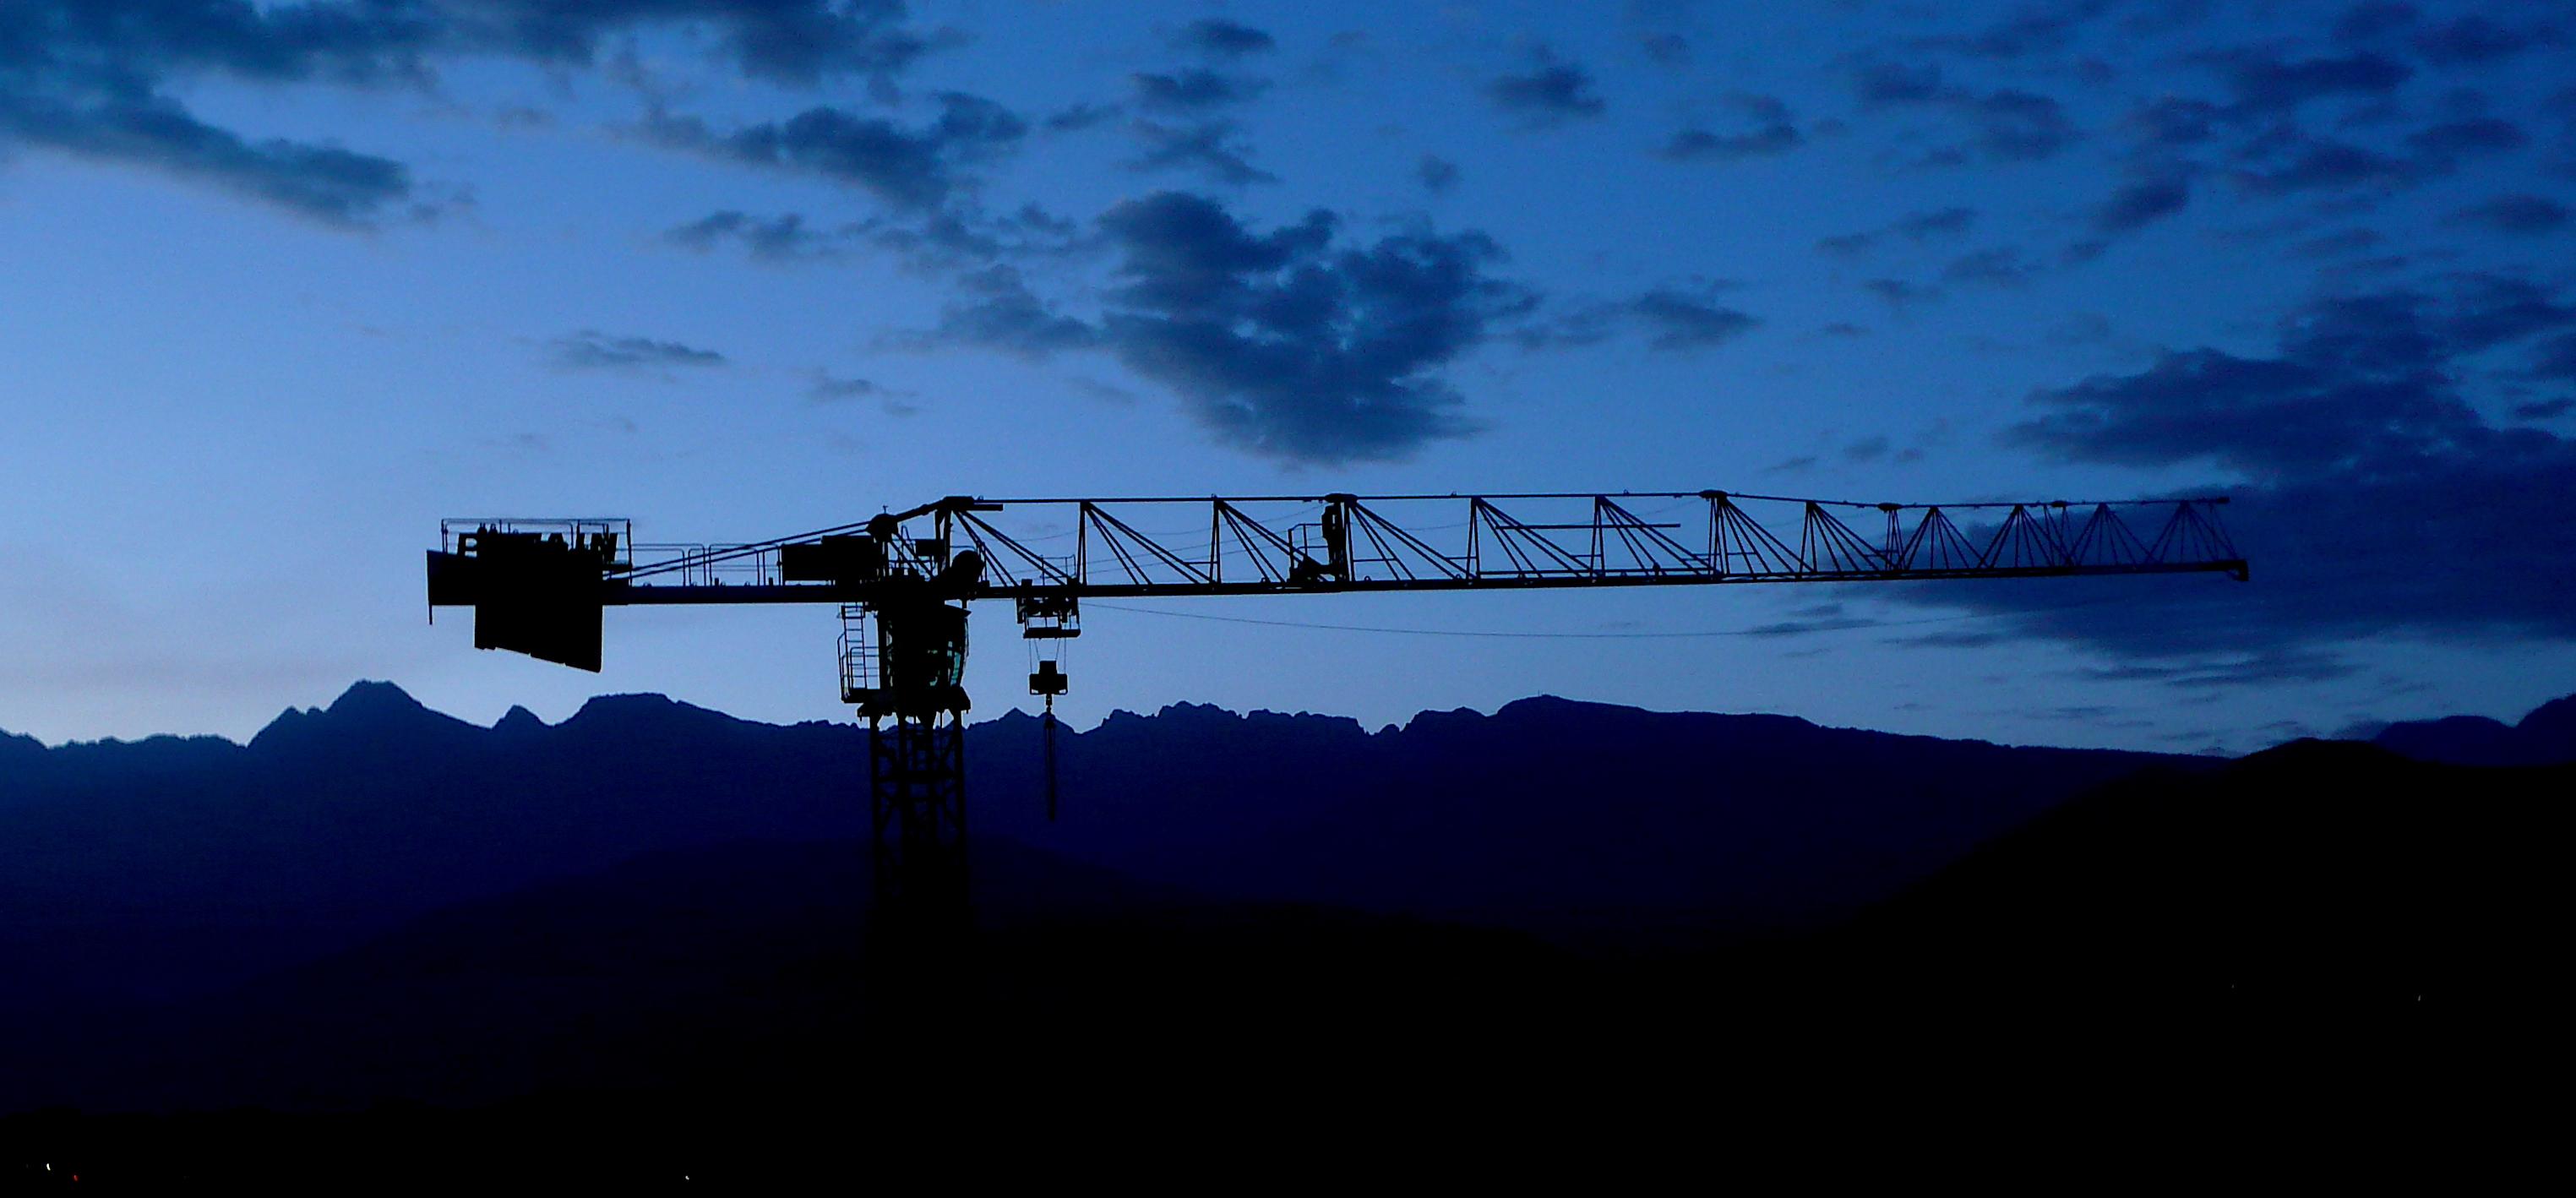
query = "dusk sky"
xmin=3 ymin=0 xmax=2573 ymax=754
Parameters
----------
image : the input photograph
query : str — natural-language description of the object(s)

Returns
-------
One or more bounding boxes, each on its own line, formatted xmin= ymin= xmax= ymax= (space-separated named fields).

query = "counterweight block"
xmin=426 ymin=527 xmax=612 ymax=673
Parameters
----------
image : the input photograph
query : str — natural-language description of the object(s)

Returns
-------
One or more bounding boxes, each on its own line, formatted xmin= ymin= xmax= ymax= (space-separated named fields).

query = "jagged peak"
xmin=1397 ymin=705 xmax=1487 ymax=733
xmin=247 ymin=681 xmax=475 ymax=750
xmin=1152 ymin=700 xmax=1239 ymax=722
xmin=328 ymin=680 xmax=427 ymax=717
xmin=493 ymin=705 xmax=548 ymax=735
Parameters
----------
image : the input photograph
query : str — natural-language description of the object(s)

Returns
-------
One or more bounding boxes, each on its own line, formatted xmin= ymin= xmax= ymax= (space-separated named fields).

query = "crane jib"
xmin=429 ymin=491 xmax=2244 ymax=675
xmin=423 ymin=489 xmax=2248 ymax=955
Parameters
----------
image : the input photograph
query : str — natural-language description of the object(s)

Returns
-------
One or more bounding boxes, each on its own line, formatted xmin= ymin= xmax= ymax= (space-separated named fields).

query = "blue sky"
xmin=3 ymin=0 xmax=2572 ymax=752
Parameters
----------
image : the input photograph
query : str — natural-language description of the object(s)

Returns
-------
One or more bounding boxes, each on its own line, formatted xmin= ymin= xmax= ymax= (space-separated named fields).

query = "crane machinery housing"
xmin=427 ymin=489 xmax=2247 ymax=939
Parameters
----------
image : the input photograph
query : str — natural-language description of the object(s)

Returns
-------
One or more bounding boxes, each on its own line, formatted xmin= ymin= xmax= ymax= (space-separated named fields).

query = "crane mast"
xmin=426 ymin=489 xmax=2247 ymax=945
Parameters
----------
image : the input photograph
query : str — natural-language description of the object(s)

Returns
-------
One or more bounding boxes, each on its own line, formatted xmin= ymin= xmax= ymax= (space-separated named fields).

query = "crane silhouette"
xmin=427 ymin=489 xmax=2247 ymax=948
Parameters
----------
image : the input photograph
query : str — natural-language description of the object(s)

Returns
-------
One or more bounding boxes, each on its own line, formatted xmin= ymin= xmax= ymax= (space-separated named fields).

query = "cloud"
xmin=2290 ymin=228 xmax=2386 ymax=259
xmin=1639 ymin=33 xmax=1690 ymax=68
xmin=2105 ymin=46 xmax=2551 ymax=211
xmin=2003 ymin=281 xmax=2575 ymax=476
xmin=0 ymin=3 xmax=425 ymax=225
xmin=2126 ymin=96 xmax=2224 ymax=147
xmin=664 ymin=210 xmax=853 ymax=261
xmin=1941 ymin=247 xmax=2042 ymax=288
xmin=0 ymin=1 xmax=943 ymax=223
xmin=1852 ymin=62 xmax=2077 ymax=161
xmin=642 ymin=92 xmax=1027 ymax=211
xmin=2537 ymin=334 xmax=2576 ymax=380
xmin=1176 ymin=19 xmax=1277 ymax=58
xmin=916 ymin=193 xmax=1528 ymax=464
xmin=808 ymin=371 xmax=918 ymax=415
xmin=1630 ymin=287 xmax=1760 ymax=350
xmin=2409 ymin=15 xmax=2564 ymax=67
xmin=1417 ymin=154 xmax=1460 ymax=193
xmin=1816 ymin=207 xmax=1979 ymax=256
xmin=1659 ymin=95 xmax=1803 ymax=161
xmin=1660 ymin=124 xmax=1802 ymax=162
xmin=1896 ymin=207 xmax=1980 ymax=239
xmin=2447 ymin=194 xmax=2571 ymax=235
xmin=2093 ymin=176 xmax=2191 ymax=234
xmin=2207 ymin=49 xmax=2411 ymax=114
xmin=456 ymin=0 xmax=935 ymax=85
xmin=1909 ymin=278 xmax=2576 ymax=661
xmin=1854 ymin=62 xmax=1947 ymax=106
xmin=1916 ymin=0 xmax=2123 ymax=58
xmin=809 ymin=373 xmax=885 ymax=400
xmin=1132 ymin=68 xmax=1268 ymax=112
xmin=1486 ymin=50 xmax=1606 ymax=125
xmin=2334 ymin=3 xmax=2418 ymax=44
xmin=818 ymin=202 xmax=1087 ymax=273
xmin=1124 ymin=119 xmax=1275 ymax=185
xmin=1865 ymin=278 xmax=1942 ymax=308
xmin=2404 ymin=116 xmax=2529 ymax=161
xmin=1088 ymin=193 xmax=1526 ymax=461
xmin=927 ymin=265 xmax=1099 ymax=360
xmin=2230 ymin=139 xmax=2420 ymax=195
xmin=1044 ymin=102 xmax=1122 ymax=133
xmin=14 ymin=2 xmax=917 ymax=93
xmin=1739 ymin=602 xmax=1877 ymax=639
xmin=1514 ymin=282 xmax=1757 ymax=352
xmin=1958 ymin=89 xmax=2080 ymax=160
xmin=2075 ymin=649 xmax=2361 ymax=690
xmin=0 ymin=92 xmax=420 ymax=226
xmin=1886 ymin=629 xmax=2012 ymax=649
xmin=549 ymin=331 xmax=727 ymax=370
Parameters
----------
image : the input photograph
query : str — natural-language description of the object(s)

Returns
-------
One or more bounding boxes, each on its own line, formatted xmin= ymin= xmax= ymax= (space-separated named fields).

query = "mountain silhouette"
xmin=0 ymin=681 xmax=2193 ymax=1016
xmin=0 ymin=683 xmax=862 ymax=1014
xmin=15 ymin=732 xmax=2561 ymax=1121
xmin=1833 ymin=738 xmax=2570 ymax=1013
xmin=2367 ymin=693 xmax=2576 ymax=766
xmin=972 ymin=694 xmax=2208 ymax=940
xmin=6 ymin=684 xmax=2568 ymax=1168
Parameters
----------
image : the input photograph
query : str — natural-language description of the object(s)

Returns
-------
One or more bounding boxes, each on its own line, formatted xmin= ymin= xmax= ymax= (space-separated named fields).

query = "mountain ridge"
xmin=4 ymin=679 xmax=2565 ymax=1020
xmin=0 ymin=679 xmax=2205 ymax=1011
xmin=0 ymin=679 xmax=2232 ymax=755
xmin=2368 ymin=693 xmax=2576 ymax=766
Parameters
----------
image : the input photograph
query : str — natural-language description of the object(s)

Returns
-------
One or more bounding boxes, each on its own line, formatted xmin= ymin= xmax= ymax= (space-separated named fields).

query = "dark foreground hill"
xmin=1831 ymin=738 xmax=2571 ymax=1012
xmin=6 ymin=733 xmax=2561 ymax=1183
xmin=7 ymin=686 xmax=2570 ymax=1172
xmin=0 ymin=682 xmax=2192 ymax=1016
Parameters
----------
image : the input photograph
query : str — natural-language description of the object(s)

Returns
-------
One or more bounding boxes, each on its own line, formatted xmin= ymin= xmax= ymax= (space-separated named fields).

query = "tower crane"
xmin=426 ymin=489 xmax=2246 ymax=937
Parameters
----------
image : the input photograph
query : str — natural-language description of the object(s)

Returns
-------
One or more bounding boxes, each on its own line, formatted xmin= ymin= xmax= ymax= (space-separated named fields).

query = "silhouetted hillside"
xmin=4 ymin=834 xmax=1586 ymax=1119
xmin=6 ymin=695 xmax=2567 ymax=1172
xmin=1834 ymin=739 xmax=2571 ymax=1011
xmin=0 ymin=683 xmax=861 ymax=1012
xmin=0 ymin=682 xmax=2192 ymax=1016
xmin=2369 ymin=693 xmax=2576 ymax=766
xmin=978 ymin=694 xmax=2197 ymax=939
xmin=21 ymin=735 xmax=2560 ymax=1122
